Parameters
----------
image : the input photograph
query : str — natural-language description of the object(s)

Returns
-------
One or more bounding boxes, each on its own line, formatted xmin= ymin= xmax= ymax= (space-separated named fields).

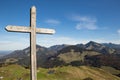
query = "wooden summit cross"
xmin=5 ymin=6 xmax=55 ymax=80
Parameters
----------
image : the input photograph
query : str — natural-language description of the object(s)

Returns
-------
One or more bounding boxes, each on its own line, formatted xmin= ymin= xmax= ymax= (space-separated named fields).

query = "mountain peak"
xmin=86 ymin=41 xmax=101 ymax=46
xmin=85 ymin=41 xmax=105 ymax=50
xmin=87 ymin=41 xmax=98 ymax=44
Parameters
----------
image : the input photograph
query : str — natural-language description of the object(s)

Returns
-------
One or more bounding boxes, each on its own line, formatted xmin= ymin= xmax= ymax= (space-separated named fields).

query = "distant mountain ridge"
xmin=0 ymin=51 xmax=12 ymax=57
xmin=0 ymin=41 xmax=120 ymax=69
xmin=103 ymin=43 xmax=120 ymax=49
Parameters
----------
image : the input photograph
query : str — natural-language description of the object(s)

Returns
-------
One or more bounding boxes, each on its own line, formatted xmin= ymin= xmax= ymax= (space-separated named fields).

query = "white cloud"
xmin=72 ymin=15 xmax=96 ymax=23
xmin=0 ymin=34 xmax=29 ymax=51
xmin=36 ymin=35 xmax=80 ymax=47
xmin=45 ymin=19 xmax=60 ymax=25
xmin=71 ymin=15 xmax=98 ymax=30
xmin=117 ymin=29 xmax=120 ymax=34
xmin=76 ymin=22 xmax=98 ymax=30
xmin=0 ymin=41 xmax=29 ymax=51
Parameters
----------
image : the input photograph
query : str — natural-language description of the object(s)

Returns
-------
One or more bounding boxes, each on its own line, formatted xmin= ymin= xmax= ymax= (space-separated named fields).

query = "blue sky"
xmin=0 ymin=0 xmax=120 ymax=50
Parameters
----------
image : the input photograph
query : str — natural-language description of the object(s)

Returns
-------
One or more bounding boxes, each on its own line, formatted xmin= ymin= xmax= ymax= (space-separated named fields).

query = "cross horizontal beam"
xmin=5 ymin=25 xmax=55 ymax=34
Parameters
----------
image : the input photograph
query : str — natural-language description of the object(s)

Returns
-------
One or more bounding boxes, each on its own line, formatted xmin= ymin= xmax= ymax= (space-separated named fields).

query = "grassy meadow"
xmin=0 ymin=64 xmax=120 ymax=80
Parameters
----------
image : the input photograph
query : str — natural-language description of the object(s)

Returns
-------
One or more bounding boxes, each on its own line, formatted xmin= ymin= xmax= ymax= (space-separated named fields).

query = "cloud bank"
xmin=1 ymin=35 xmax=120 ymax=51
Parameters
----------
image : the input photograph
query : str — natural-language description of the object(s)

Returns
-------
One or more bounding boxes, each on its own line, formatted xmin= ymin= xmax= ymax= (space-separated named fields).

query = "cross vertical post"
xmin=30 ymin=6 xmax=37 ymax=80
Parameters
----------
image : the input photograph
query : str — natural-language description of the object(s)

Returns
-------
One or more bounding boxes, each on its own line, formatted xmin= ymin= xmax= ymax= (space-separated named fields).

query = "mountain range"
xmin=0 ymin=41 xmax=120 ymax=70
xmin=0 ymin=51 xmax=11 ymax=57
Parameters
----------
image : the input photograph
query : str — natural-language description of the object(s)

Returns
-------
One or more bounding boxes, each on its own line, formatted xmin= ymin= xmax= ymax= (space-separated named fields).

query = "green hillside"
xmin=0 ymin=65 xmax=30 ymax=80
xmin=0 ymin=64 xmax=120 ymax=80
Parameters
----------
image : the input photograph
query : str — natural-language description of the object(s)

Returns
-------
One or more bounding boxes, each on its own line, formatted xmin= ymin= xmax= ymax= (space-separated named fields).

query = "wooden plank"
xmin=6 ymin=25 xmax=55 ymax=34
xmin=36 ymin=28 xmax=55 ymax=34
xmin=30 ymin=6 xmax=37 ymax=80
xmin=5 ymin=25 xmax=31 ymax=33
